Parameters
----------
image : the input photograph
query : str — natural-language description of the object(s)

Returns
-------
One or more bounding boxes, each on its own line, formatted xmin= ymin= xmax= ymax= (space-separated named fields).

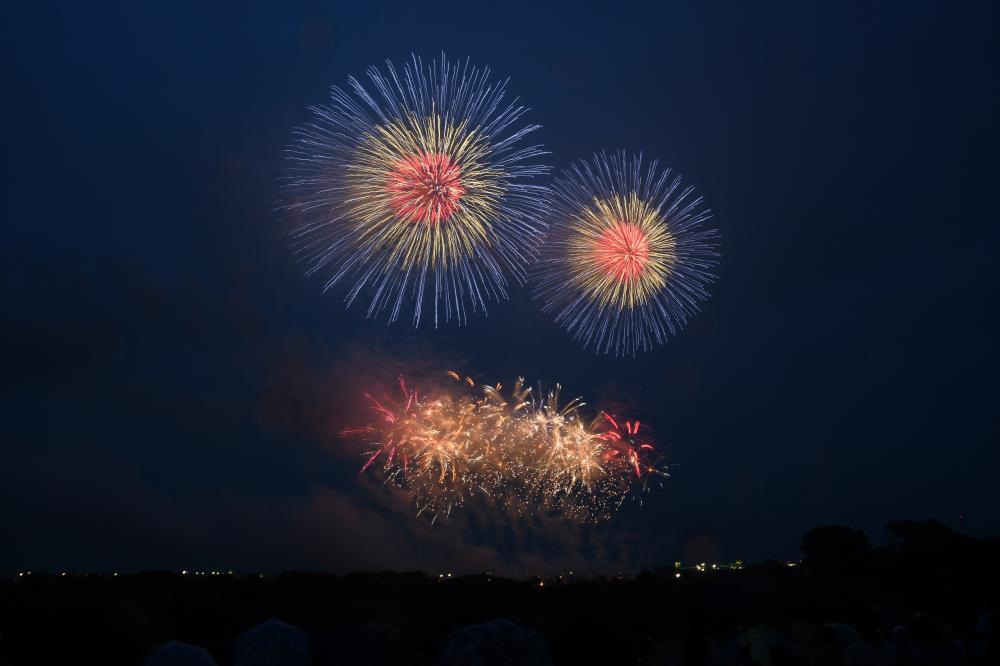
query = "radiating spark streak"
xmin=361 ymin=450 xmax=381 ymax=473
xmin=365 ymin=394 xmax=396 ymax=423
xmin=339 ymin=426 xmax=374 ymax=436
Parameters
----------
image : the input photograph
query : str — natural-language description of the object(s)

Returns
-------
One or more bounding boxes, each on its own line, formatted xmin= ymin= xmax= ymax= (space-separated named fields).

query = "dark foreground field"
xmin=2 ymin=521 xmax=998 ymax=665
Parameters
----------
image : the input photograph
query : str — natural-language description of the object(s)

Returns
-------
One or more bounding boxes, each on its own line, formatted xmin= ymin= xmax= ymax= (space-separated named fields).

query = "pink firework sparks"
xmin=387 ymin=151 xmax=466 ymax=225
xmin=594 ymin=221 xmax=651 ymax=282
xmin=598 ymin=411 xmax=656 ymax=478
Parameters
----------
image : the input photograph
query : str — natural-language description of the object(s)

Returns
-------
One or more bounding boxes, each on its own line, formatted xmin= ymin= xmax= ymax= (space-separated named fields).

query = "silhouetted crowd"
xmin=675 ymin=610 xmax=997 ymax=665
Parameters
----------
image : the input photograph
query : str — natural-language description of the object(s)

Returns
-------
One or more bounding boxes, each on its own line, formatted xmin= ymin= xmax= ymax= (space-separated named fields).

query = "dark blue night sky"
xmin=2 ymin=1 xmax=997 ymax=574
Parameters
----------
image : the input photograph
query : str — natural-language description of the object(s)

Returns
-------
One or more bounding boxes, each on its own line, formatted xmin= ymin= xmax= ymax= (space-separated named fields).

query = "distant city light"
xmin=673 ymin=560 xmax=745 ymax=574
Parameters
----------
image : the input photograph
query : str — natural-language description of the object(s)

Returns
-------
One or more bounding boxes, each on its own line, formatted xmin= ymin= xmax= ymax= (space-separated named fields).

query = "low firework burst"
xmin=341 ymin=371 xmax=667 ymax=522
xmin=534 ymin=151 xmax=719 ymax=356
xmin=282 ymin=54 xmax=549 ymax=326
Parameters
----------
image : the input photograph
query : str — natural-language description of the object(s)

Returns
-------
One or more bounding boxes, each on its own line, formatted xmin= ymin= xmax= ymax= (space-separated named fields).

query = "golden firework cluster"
xmin=343 ymin=372 xmax=666 ymax=523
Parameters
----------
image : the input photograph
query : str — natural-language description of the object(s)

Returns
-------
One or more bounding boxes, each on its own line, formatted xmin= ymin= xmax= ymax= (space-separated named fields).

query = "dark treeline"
xmin=1 ymin=520 xmax=998 ymax=665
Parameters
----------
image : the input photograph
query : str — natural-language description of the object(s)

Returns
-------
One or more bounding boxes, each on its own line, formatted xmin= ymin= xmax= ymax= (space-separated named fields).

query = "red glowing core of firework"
xmin=593 ymin=222 xmax=651 ymax=282
xmin=387 ymin=151 xmax=466 ymax=224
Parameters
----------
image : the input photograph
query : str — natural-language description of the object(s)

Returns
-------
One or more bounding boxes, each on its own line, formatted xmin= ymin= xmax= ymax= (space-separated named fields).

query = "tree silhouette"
xmin=800 ymin=525 xmax=871 ymax=576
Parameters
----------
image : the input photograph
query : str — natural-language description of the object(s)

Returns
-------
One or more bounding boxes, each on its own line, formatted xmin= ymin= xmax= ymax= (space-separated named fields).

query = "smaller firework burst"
xmin=534 ymin=151 xmax=719 ymax=356
xmin=594 ymin=412 xmax=663 ymax=487
xmin=341 ymin=371 xmax=668 ymax=522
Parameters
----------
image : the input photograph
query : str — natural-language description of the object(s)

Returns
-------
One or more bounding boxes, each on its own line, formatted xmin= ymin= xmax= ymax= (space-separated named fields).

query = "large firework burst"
xmin=282 ymin=55 xmax=549 ymax=326
xmin=342 ymin=371 xmax=666 ymax=522
xmin=534 ymin=152 xmax=719 ymax=356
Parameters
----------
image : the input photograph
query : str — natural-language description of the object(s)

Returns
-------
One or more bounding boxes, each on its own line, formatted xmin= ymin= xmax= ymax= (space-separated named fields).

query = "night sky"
xmin=3 ymin=1 xmax=997 ymax=575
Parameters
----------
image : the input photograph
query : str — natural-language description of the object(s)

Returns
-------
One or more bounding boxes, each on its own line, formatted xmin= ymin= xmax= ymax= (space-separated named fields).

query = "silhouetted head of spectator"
xmin=972 ymin=612 xmax=999 ymax=663
xmin=911 ymin=613 xmax=955 ymax=647
xmin=891 ymin=625 xmax=910 ymax=644
xmin=974 ymin=611 xmax=995 ymax=639
xmin=854 ymin=610 xmax=882 ymax=645
xmin=821 ymin=624 xmax=840 ymax=645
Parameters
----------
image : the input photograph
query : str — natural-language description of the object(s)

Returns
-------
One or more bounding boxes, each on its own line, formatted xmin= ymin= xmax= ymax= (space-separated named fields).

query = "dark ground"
xmin=2 ymin=520 xmax=998 ymax=665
